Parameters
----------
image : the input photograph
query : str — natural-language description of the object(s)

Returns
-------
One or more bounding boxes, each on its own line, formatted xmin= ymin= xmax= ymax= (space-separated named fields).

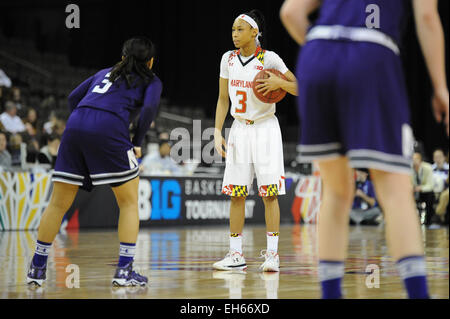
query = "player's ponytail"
xmin=110 ymin=36 xmax=156 ymax=88
xmin=245 ymin=9 xmax=266 ymax=47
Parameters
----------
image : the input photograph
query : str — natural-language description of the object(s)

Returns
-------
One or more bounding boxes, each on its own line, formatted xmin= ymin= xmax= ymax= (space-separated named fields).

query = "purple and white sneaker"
xmin=26 ymin=262 xmax=47 ymax=286
xmin=112 ymin=262 xmax=148 ymax=287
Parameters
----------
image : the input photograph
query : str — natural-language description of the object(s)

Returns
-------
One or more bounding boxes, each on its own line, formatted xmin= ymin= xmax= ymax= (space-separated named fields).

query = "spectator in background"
xmin=412 ymin=152 xmax=436 ymax=225
xmin=53 ymin=118 xmax=66 ymax=136
xmin=435 ymin=176 xmax=449 ymax=225
xmin=37 ymin=133 xmax=60 ymax=168
xmin=10 ymin=86 xmax=24 ymax=110
xmin=0 ymin=131 xmax=12 ymax=169
xmin=23 ymin=107 xmax=41 ymax=139
xmin=432 ymin=148 xmax=449 ymax=193
xmin=8 ymin=133 xmax=23 ymax=166
xmin=349 ymin=169 xmax=382 ymax=225
xmin=26 ymin=138 xmax=40 ymax=163
xmin=43 ymin=110 xmax=58 ymax=135
xmin=0 ymin=101 xmax=26 ymax=134
xmin=21 ymin=107 xmax=42 ymax=164
xmin=140 ymin=132 xmax=183 ymax=175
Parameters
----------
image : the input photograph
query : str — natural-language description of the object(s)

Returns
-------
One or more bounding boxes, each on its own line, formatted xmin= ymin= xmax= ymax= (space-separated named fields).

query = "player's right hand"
xmin=214 ymin=130 xmax=227 ymax=158
xmin=432 ymin=87 xmax=449 ymax=136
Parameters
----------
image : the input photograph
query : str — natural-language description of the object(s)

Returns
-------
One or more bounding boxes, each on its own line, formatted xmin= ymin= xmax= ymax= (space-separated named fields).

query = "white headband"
xmin=235 ymin=14 xmax=262 ymax=46
xmin=236 ymin=14 xmax=259 ymax=31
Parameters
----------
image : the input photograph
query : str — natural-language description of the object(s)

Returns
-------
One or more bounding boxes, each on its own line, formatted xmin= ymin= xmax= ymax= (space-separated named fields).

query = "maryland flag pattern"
xmin=255 ymin=46 xmax=266 ymax=65
xmin=267 ymin=232 xmax=279 ymax=237
xmin=258 ymin=184 xmax=279 ymax=197
xmin=222 ymin=184 xmax=249 ymax=197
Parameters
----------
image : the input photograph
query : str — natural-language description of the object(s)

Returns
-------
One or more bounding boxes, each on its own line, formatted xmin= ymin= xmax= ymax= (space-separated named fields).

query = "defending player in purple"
xmin=27 ymin=37 xmax=162 ymax=288
xmin=281 ymin=0 xmax=448 ymax=299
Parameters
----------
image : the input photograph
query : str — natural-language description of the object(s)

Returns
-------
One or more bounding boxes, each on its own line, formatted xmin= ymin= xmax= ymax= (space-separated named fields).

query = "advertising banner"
xmin=0 ymin=172 xmax=321 ymax=230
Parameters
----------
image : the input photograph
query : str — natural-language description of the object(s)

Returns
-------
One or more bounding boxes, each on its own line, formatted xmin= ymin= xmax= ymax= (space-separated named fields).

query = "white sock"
xmin=267 ymin=232 xmax=279 ymax=253
xmin=230 ymin=233 xmax=243 ymax=254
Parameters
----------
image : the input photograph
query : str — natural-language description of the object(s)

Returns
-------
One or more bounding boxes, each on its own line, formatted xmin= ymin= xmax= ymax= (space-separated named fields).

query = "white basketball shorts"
xmin=221 ymin=115 xmax=286 ymax=197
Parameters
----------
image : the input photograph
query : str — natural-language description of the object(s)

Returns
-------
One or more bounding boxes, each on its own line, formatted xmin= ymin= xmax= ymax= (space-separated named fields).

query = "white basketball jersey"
xmin=220 ymin=47 xmax=289 ymax=122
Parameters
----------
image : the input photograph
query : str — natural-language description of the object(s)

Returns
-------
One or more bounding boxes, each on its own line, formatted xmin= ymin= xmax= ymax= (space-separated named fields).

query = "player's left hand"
xmin=255 ymin=70 xmax=284 ymax=96
xmin=133 ymin=146 xmax=142 ymax=159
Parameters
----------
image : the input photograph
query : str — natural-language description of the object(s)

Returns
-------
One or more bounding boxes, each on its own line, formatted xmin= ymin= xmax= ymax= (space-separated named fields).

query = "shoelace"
xmin=226 ymin=250 xmax=243 ymax=258
xmin=130 ymin=265 xmax=144 ymax=276
xmin=121 ymin=263 xmax=144 ymax=278
xmin=259 ymin=250 xmax=278 ymax=269
xmin=259 ymin=250 xmax=278 ymax=258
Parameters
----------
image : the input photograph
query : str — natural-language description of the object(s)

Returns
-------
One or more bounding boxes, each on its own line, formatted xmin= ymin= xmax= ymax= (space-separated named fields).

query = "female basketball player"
xmin=27 ymin=37 xmax=162 ymax=287
xmin=213 ymin=9 xmax=298 ymax=272
xmin=281 ymin=0 xmax=448 ymax=298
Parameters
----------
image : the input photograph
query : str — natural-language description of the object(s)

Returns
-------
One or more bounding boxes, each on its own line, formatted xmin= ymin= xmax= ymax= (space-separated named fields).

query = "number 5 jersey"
xmin=68 ymin=68 xmax=162 ymax=147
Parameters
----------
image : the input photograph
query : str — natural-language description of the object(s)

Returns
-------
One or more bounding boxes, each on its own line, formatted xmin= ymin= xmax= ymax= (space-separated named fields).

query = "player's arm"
xmin=131 ymin=78 xmax=163 ymax=153
xmin=280 ymin=0 xmax=321 ymax=45
xmin=413 ymin=0 xmax=449 ymax=135
xmin=214 ymin=77 xmax=229 ymax=158
xmin=68 ymin=76 xmax=94 ymax=112
xmin=281 ymin=71 xmax=298 ymax=96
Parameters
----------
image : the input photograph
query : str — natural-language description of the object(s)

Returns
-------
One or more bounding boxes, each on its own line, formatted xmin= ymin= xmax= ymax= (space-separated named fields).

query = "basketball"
xmin=252 ymin=68 xmax=288 ymax=104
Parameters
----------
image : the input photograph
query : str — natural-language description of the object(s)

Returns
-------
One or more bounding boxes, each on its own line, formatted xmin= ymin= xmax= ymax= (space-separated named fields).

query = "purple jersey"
xmin=68 ymin=67 xmax=162 ymax=146
xmin=314 ymin=0 xmax=407 ymax=43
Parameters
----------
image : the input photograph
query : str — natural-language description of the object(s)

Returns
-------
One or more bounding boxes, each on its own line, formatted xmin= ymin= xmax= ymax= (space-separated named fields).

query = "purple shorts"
xmin=52 ymin=107 xmax=139 ymax=191
xmin=296 ymin=40 xmax=414 ymax=174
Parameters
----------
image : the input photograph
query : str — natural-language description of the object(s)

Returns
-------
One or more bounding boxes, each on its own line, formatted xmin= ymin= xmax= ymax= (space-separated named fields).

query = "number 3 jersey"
xmin=220 ymin=47 xmax=289 ymax=122
xmin=68 ymin=67 xmax=162 ymax=146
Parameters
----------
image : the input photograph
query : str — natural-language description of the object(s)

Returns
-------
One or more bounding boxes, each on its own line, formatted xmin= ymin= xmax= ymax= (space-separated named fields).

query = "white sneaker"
xmin=259 ymin=250 xmax=280 ymax=272
xmin=213 ymin=250 xmax=247 ymax=271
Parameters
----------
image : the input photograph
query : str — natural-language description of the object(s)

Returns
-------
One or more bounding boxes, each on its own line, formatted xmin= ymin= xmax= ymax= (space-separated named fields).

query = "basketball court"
xmin=1 ymin=224 xmax=448 ymax=299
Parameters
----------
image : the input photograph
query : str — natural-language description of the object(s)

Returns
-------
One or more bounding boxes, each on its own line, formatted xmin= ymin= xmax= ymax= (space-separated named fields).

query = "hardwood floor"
xmin=0 ymin=224 xmax=448 ymax=299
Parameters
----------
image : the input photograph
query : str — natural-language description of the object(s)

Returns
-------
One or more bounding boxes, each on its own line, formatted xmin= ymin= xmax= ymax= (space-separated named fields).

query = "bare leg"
xmin=229 ymin=196 xmax=246 ymax=234
xmin=369 ymin=169 xmax=423 ymax=260
xmin=317 ymin=157 xmax=355 ymax=261
xmin=37 ymin=182 xmax=79 ymax=243
xmin=112 ymin=177 xmax=140 ymax=244
xmin=263 ymin=195 xmax=280 ymax=233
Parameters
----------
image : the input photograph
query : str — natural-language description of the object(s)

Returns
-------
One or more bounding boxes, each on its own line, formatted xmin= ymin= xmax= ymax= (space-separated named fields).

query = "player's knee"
xmin=49 ymin=196 xmax=73 ymax=213
xmin=116 ymin=197 xmax=138 ymax=211
xmin=262 ymin=195 xmax=278 ymax=205
xmin=49 ymin=182 xmax=77 ymax=212
xmin=324 ymin=183 xmax=354 ymax=205
xmin=230 ymin=196 xmax=246 ymax=204
xmin=113 ymin=188 xmax=138 ymax=210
